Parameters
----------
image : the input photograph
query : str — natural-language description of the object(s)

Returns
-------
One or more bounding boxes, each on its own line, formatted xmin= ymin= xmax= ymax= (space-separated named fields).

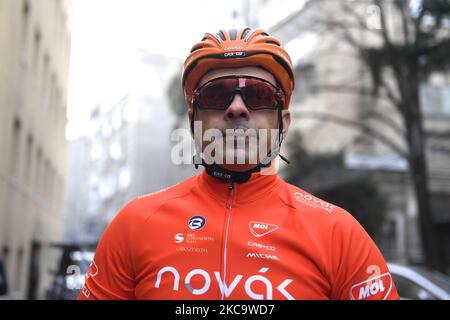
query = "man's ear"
xmin=188 ymin=105 xmax=195 ymax=138
xmin=281 ymin=110 xmax=291 ymax=141
xmin=188 ymin=105 xmax=194 ymax=122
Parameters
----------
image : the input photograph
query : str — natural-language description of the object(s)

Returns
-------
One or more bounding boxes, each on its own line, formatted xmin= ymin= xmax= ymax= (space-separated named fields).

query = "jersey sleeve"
xmin=330 ymin=210 xmax=400 ymax=300
xmin=77 ymin=199 xmax=139 ymax=300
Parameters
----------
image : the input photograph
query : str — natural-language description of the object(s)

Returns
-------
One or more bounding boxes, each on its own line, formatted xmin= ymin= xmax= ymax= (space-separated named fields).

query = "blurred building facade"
xmin=0 ymin=0 xmax=72 ymax=299
xmin=264 ymin=0 xmax=450 ymax=269
xmin=64 ymin=52 xmax=196 ymax=244
xmin=64 ymin=98 xmax=132 ymax=244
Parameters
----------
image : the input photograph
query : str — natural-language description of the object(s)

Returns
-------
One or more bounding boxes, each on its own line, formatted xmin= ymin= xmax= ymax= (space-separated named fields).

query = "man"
xmin=0 ymin=257 xmax=8 ymax=297
xmin=26 ymin=242 xmax=41 ymax=300
xmin=78 ymin=28 xmax=399 ymax=300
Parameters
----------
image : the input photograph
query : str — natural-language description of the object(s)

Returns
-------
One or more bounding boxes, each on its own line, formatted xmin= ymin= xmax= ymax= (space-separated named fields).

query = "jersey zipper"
xmin=221 ymin=181 xmax=235 ymax=300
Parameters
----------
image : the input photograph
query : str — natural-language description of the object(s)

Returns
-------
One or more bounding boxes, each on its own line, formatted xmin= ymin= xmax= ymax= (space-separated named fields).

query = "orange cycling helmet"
xmin=182 ymin=27 xmax=295 ymax=110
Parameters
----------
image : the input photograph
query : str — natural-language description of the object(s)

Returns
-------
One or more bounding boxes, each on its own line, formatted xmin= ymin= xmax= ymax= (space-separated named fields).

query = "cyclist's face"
xmin=190 ymin=67 xmax=290 ymax=171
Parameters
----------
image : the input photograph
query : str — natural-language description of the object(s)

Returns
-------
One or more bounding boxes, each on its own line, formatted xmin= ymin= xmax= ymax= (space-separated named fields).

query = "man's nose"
xmin=224 ymin=94 xmax=250 ymax=120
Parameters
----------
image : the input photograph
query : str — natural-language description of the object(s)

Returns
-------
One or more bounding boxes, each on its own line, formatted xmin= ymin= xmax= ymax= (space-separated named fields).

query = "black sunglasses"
xmin=192 ymin=75 xmax=285 ymax=111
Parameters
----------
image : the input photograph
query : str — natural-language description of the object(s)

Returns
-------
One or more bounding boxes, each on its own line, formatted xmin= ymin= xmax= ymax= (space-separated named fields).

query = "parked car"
xmin=46 ymin=244 xmax=95 ymax=300
xmin=388 ymin=262 xmax=450 ymax=300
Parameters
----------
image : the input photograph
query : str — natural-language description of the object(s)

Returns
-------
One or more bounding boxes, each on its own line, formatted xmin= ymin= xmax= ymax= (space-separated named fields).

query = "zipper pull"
xmin=228 ymin=181 xmax=234 ymax=208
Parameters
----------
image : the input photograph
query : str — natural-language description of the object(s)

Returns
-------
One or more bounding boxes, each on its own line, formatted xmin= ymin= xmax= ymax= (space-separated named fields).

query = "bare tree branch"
xmin=313 ymin=82 xmax=407 ymax=137
xmin=340 ymin=0 xmax=384 ymax=40
xmin=316 ymin=3 xmax=406 ymax=112
xmin=377 ymin=74 xmax=403 ymax=109
xmin=374 ymin=0 xmax=394 ymax=48
xmin=414 ymin=0 xmax=427 ymax=38
xmin=320 ymin=18 xmax=366 ymax=49
xmin=370 ymin=109 xmax=407 ymax=139
xmin=292 ymin=110 xmax=408 ymax=158
xmin=341 ymin=1 xmax=370 ymax=28
xmin=317 ymin=77 xmax=401 ymax=108
xmin=306 ymin=0 xmax=448 ymax=272
xmin=397 ymin=0 xmax=412 ymax=46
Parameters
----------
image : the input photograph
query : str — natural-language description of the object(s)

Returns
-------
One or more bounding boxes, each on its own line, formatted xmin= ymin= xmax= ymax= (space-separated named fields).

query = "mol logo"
xmin=85 ymin=260 xmax=99 ymax=279
xmin=249 ymin=221 xmax=278 ymax=238
xmin=350 ymin=273 xmax=393 ymax=300
xmin=81 ymin=259 xmax=99 ymax=298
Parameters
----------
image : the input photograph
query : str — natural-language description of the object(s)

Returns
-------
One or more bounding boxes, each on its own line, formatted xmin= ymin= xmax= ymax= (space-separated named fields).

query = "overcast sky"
xmin=66 ymin=0 xmax=305 ymax=139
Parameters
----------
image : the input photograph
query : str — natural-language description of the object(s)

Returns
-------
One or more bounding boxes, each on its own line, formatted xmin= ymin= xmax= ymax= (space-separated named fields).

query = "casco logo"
xmin=249 ymin=221 xmax=278 ymax=238
xmin=350 ymin=273 xmax=393 ymax=300
xmin=247 ymin=241 xmax=276 ymax=251
xmin=174 ymin=233 xmax=184 ymax=243
xmin=189 ymin=216 xmax=206 ymax=230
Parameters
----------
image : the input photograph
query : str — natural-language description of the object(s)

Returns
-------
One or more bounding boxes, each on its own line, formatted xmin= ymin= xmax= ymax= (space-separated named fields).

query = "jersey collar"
xmin=197 ymin=167 xmax=282 ymax=205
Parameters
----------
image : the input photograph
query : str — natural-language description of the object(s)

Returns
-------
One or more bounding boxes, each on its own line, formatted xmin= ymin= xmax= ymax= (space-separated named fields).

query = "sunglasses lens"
xmin=194 ymin=77 xmax=283 ymax=110
xmin=243 ymin=79 xmax=279 ymax=110
xmin=195 ymin=78 xmax=235 ymax=110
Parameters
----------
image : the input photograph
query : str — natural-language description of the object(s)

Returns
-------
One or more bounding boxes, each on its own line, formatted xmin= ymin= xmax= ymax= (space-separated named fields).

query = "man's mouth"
xmin=221 ymin=127 xmax=253 ymax=136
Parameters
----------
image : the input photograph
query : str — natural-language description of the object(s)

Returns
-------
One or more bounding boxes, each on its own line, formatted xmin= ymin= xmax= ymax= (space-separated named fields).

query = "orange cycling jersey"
xmin=78 ymin=171 xmax=399 ymax=300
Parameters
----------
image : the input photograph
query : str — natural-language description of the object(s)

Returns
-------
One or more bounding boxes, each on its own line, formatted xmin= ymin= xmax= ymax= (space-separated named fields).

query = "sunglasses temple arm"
xmin=279 ymin=153 xmax=290 ymax=164
xmin=276 ymin=108 xmax=290 ymax=164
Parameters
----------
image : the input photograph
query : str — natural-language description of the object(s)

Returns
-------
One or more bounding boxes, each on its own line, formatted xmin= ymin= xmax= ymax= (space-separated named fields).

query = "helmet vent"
xmin=217 ymin=31 xmax=226 ymax=41
xmin=229 ymin=29 xmax=237 ymax=40
xmin=241 ymin=28 xmax=251 ymax=39
xmin=190 ymin=46 xmax=204 ymax=53
xmin=266 ymin=40 xmax=281 ymax=47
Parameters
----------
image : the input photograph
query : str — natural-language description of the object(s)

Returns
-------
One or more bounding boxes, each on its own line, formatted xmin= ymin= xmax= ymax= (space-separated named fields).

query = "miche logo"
xmin=189 ymin=216 xmax=206 ymax=230
xmin=246 ymin=252 xmax=279 ymax=260
xmin=350 ymin=273 xmax=393 ymax=300
xmin=249 ymin=221 xmax=278 ymax=238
